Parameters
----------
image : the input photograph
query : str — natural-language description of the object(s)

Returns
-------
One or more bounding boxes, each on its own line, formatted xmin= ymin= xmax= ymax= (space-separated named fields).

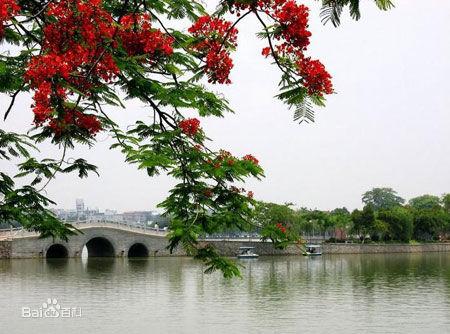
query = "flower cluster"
xmin=43 ymin=0 xmax=118 ymax=82
xmin=0 ymin=0 xmax=20 ymax=39
xmin=218 ymin=150 xmax=233 ymax=163
xmin=274 ymin=1 xmax=311 ymax=51
xmin=231 ymin=0 xmax=332 ymax=97
xmin=24 ymin=3 xmax=175 ymax=138
xmin=119 ymin=14 xmax=174 ymax=62
xmin=179 ymin=118 xmax=201 ymax=137
xmin=243 ymin=154 xmax=259 ymax=165
xmin=276 ymin=223 xmax=287 ymax=234
xmin=206 ymin=150 xmax=236 ymax=169
xmin=297 ymin=57 xmax=333 ymax=96
xmin=48 ymin=109 xmax=102 ymax=137
xmin=230 ymin=186 xmax=246 ymax=194
xmin=228 ymin=187 xmax=254 ymax=200
xmin=24 ymin=0 xmax=119 ymax=136
xmin=188 ymin=16 xmax=238 ymax=84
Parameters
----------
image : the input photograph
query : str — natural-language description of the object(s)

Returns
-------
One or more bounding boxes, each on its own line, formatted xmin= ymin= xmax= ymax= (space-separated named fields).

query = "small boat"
xmin=237 ymin=247 xmax=259 ymax=259
xmin=303 ymin=244 xmax=322 ymax=256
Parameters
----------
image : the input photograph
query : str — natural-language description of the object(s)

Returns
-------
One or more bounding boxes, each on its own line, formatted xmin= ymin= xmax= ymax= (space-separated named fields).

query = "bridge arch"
xmin=46 ymin=244 xmax=69 ymax=258
xmin=128 ymin=243 xmax=149 ymax=257
xmin=83 ymin=236 xmax=115 ymax=257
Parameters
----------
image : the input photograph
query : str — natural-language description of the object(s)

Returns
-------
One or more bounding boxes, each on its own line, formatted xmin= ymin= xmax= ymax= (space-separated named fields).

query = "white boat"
xmin=237 ymin=247 xmax=259 ymax=259
xmin=303 ymin=244 xmax=322 ymax=256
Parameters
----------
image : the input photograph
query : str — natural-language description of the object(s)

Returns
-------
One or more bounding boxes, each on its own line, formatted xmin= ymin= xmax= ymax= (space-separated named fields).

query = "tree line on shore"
xmin=254 ymin=188 xmax=450 ymax=243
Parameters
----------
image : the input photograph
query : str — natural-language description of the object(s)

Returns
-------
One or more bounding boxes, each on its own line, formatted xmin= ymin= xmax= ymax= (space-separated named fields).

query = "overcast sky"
xmin=1 ymin=0 xmax=449 ymax=212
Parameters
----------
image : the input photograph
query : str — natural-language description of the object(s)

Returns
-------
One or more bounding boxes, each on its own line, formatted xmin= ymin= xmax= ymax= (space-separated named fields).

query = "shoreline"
xmin=2 ymin=239 xmax=450 ymax=259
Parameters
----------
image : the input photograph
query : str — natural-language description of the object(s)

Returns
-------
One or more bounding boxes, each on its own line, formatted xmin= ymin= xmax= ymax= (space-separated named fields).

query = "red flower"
xmin=297 ymin=57 xmax=333 ymax=96
xmin=274 ymin=1 xmax=311 ymax=52
xmin=189 ymin=16 xmax=238 ymax=84
xmin=229 ymin=0 xmax=333 ymax=98
xmin=23 ymin=0 xmax=121 ymax=137
xmin=276 ymin=223 xmax=287 ymax=234
xmin=188 ymin=16 xmax=238 ymax=47
xmin=243 ymin=154 xmax=259 ymax=165
xmin=48 ymin=108 xmax=102 ymax=138
xmin=0 ymin=0 xmax=20 ymax=39
xmin=230 ymin=186 xmax=241 ymax=193
xmin=262 ymin=47 xmax=271 ymax=58
xmin=75 ymin=112 xmax=102 ymax=134
xmin=119 ymin=14 xmax=174 ymax=61
xmin=218 ymin=150 xmax=232 ymax=158
xmin=179 ymin=118 xmax=201 ymax=136
xmin=205 ymin=47 xmax=234 ymax=84
xmin=25 ymin=55 xmax=71 ymax=87
xmin=231 ymin=0 xmax=311 ymax=52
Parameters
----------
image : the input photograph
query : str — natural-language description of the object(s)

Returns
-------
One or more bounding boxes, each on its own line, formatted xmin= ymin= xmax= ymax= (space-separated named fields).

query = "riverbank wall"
xmin=2 ymin=237 xmax=450 ymax=259
xmin=0 ymin=240 xmax=11 ymax=258
xmin=322 ymin=242 xmax=450 ymax=254
xmin=206 ymin=241 xmax=450 ymax=256
xmin=202 ymin=240 xmax=303 ymax=256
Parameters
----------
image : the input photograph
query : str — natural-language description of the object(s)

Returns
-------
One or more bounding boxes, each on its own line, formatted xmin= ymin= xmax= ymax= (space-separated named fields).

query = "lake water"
xmin=1 ymin=253 xmax=450 ymax=334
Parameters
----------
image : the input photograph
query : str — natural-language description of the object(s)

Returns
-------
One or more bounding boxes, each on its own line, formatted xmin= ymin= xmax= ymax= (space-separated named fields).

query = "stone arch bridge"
xmin=0 ymin=221 xmax=302 ymax=259
xmin=1 ymin=221 xmax=187 ymax=259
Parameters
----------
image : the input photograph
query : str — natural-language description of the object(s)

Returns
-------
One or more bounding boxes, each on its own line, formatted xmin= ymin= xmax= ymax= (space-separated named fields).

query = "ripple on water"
xmin=1 ymin=253 xmax=450 ymax=334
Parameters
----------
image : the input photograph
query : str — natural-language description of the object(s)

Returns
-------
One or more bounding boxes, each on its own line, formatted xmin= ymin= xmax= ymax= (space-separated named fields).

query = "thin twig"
xmin=3 ymin=84 xmax=25 ymax=120
xmin=38 ymin=142 xmax=67 ymax=193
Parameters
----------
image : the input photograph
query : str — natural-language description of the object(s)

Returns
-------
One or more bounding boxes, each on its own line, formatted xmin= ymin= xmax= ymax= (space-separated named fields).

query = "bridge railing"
xmin=0 ymin=227 xmax=24 ymax=240
xmin=73 ymin=219 xmax=168 ymax=236
xmin=0 ymin=219 xmax=168 ymax=239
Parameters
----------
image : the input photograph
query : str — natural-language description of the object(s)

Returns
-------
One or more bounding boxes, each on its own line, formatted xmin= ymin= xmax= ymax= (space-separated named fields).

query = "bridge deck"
xmin=0 ymin=221 xmax=168 ymax=240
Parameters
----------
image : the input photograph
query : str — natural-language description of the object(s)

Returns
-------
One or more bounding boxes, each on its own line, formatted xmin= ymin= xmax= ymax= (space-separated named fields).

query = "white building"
xmin=75 ymin=199 xmax=84 ymax=215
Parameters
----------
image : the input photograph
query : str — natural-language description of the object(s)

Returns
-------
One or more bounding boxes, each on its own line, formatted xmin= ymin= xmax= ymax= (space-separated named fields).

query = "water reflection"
xmin=1 ymin=253 xmax=450 ymax=334
xmin=84 ymin=257 xmax=116 ymax=276
xmin=45 ymin=258 xmax=70 ymax=277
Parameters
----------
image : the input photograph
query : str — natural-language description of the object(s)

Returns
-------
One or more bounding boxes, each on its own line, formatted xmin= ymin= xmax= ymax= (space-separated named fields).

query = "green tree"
xmin=351 ymin=205 xmax=376 ymax=242
xmin=314 ymin=210 xmax=333 ymax=239
xmin=296 ymin=208 xmax=318 ymax=236
xmin=254 ymin=202 xmax=300 ymax=249
xmin=362 ymin=187 xmax=405 ymax=211
xmin=371 ymin=219 xmax=389 ymax=241
xmin=442 ymin=194 xmax=450 ymax=213
xmin=412 ymin=209 xmax=445 ymax=241
xmin=409 ymin=195 xmax=442 ymax=210
xmin=378 ymin=207 xmax=413 ymax=242
xmin=329 ymin=207 xmax=352 ymax=240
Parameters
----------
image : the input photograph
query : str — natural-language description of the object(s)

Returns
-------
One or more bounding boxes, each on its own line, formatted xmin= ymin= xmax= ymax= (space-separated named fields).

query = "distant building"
xmin=104 ymin=209 xmax=117 ymax=216
xmin=75 ymin=199 xmax=84 ymax=215
xmin=121 ymin=211 xmax=154 ymax=224
xmin=52 ymin=209 xmax=77 ymax=221
xmin=51 ymin=202 xmax=170 ymax=227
